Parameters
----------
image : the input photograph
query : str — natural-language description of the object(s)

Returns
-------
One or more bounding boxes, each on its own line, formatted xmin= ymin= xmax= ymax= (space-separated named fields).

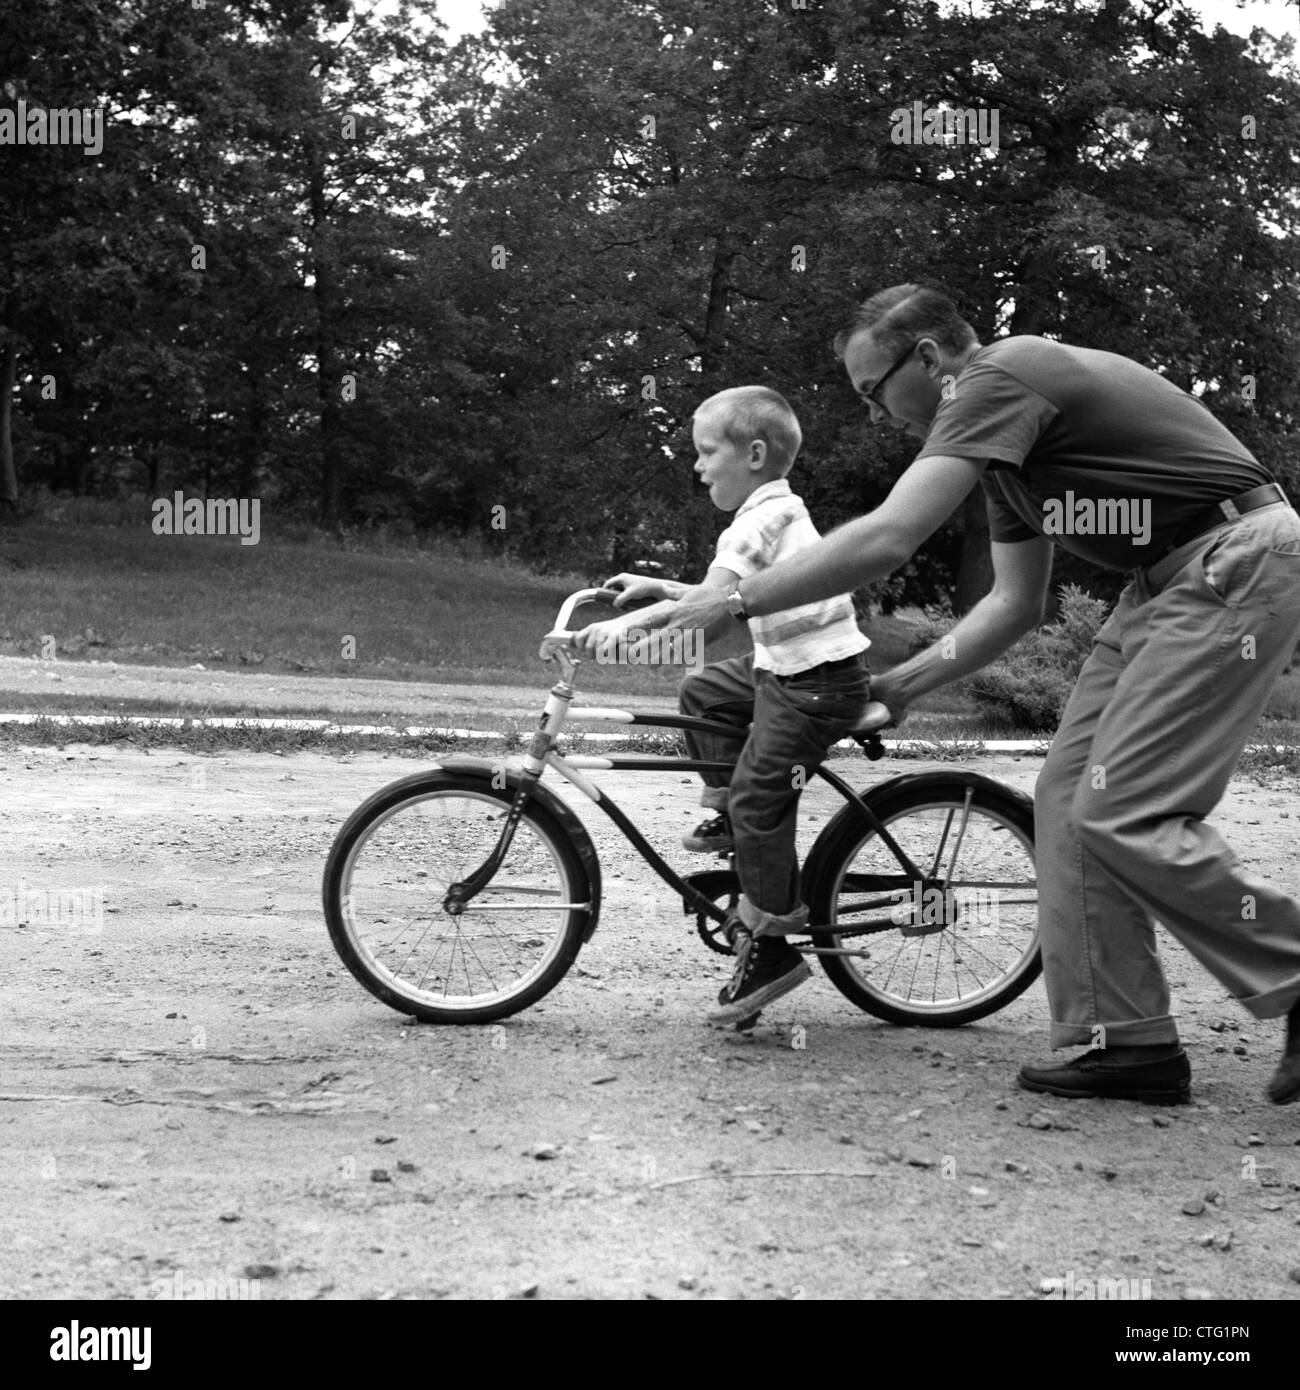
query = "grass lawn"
xmin=2 ymin=508 xmax=1298 ymax=753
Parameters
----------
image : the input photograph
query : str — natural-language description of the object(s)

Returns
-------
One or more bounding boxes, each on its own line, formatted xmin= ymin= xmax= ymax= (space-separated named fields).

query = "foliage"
xmin=2 ymin=0 xmax=1298 ymax=602
xmin=966 ymin=584 xmax=1111 ymax=730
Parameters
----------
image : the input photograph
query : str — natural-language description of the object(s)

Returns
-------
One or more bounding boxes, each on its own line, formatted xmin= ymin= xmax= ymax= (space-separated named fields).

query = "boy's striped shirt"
xmin=712 ymin=479 xmax=869 ymax=675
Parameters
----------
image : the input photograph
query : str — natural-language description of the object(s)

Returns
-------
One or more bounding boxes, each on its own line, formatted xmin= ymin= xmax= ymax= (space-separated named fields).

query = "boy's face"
xmin=692 ymin=406 xmax=764 ymax=511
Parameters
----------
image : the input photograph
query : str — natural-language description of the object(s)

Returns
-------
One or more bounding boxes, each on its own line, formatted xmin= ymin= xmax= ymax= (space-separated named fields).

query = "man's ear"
xmin=916 ymin=337 xmax=944 ymax=375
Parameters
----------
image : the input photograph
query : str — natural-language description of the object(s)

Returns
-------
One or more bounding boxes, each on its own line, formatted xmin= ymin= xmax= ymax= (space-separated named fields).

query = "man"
xmin=669 ymin=282 xmax=1300 ymax=1106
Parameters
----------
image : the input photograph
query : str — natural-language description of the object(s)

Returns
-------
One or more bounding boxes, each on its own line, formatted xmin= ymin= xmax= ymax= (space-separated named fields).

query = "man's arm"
xmin=870 ymin=535 xmax=1054 ymax=714
xmin=668 ymin=454 xmax=989 ymax=633
xmin=571 ymin=567 xmax=737 ymax=657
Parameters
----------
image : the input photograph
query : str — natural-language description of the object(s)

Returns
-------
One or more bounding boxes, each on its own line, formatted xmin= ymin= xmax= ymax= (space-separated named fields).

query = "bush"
xmin=967 ymin=585 xmax=1110 ymax=731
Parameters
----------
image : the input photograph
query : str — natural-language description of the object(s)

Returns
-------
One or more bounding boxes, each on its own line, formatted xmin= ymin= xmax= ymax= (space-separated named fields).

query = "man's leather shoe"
xmin=1266 ymin=999 xmax=1300 ymax=1104
xmin=1018 ymin=1046 xmax=1191 ymax=1105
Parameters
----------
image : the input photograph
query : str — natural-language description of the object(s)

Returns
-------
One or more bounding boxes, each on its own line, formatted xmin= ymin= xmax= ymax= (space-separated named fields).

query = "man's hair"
xmin=695 ymin=385 xmax=802 ymax=474
xmin=832 ymin=283 xmax=979 ymax=360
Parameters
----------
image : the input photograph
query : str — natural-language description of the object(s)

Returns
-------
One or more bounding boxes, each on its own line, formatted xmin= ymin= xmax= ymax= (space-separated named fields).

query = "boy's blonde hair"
xmin=696 ymin=386 xmax=802 ymax=475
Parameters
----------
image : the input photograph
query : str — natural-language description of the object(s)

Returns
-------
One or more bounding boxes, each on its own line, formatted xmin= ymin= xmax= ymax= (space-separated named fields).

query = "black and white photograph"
xmin=2 ymin=0 xmax=1298 ymax=1344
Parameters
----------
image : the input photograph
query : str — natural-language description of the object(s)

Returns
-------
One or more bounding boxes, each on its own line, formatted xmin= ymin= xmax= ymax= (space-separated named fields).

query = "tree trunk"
xmin=0 ymin=338 xmax=17 ymax=513
xmin=699 ymin=231 xmax=737 ymax=379
xmin=307 ymin=135 xmax=344 ymax=532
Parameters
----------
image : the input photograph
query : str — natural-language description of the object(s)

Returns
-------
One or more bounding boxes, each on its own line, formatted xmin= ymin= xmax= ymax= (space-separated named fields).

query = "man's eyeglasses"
xmin=859 ymin=342 xmax=916 ymax=409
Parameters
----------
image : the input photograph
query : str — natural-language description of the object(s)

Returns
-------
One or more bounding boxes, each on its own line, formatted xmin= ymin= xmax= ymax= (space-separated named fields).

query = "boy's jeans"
xmin=679 ymin=652 xmax=870 ymax=934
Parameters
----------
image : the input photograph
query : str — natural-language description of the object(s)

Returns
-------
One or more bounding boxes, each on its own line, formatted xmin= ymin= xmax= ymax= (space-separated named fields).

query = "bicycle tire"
xmin=806 ymin=775 xmax=1040 ymax=1026
xmin=323 ymin=770 xmax=593 ymax=1024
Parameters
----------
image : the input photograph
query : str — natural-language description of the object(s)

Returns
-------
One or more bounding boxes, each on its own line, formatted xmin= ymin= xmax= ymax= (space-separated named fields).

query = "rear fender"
xmin=803 ymin=769 xmax=1033 ymax=890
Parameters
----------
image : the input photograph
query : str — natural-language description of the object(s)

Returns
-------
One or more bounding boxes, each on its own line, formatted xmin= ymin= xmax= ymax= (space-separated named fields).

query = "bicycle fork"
xmin=441 ymin=671 xmax=575 ymax=913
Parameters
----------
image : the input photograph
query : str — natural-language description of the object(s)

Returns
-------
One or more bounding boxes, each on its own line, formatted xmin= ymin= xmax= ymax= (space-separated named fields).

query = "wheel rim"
xmin=825 ymin=797 xmax=1038 ymax=1016
xmin=337 ymin=789 xmax=578 ymax=1013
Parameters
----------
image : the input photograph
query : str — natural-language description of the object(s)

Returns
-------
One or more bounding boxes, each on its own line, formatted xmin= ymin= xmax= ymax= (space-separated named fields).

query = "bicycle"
xmin=323 ymin=589 xmax=1041 ymax=1027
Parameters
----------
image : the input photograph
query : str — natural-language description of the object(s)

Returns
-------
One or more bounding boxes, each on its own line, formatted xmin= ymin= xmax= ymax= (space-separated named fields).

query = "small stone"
xmin=994 ymin=1100 xmax=1009 ymax=1110
xmin=375 ymin=1135 xmax=398 ymax=1145
xmin=527 ymin=1143 xmax=559 ymax=1160
xmin=1247 ymin=1134 xmax=1265 ymax=1146
xmin=243 ymin=1263 xmax=278 ymax=1279
xmin=397 ymin=1160 xmax=418 ymax=1174
xmin=743 ymin=1120 xmax=763 ymax=1134
xmin=1004 ymin=1161 xmax=1029 ymax=1175
xmin=1288 ymin=1269 xmax=1300 ymax=1285
xmin=1233 ymin=1044 xmax=1249 ymax=1056
xmin=1182 ymin=1287 xmax=1215 ymax=1301
xmin=218 ymin=1212 xmax=240 ymax=1223
xmin=837 ymin=1134 xmax=855 ymax=1145
xmin=370 ymin=1169 xmax=391 ymax=1183
xmin=1156 ymin=1260 xmax=1175 ymax=1275
xmin=1182 ymin=1199 xmax=1206 ymax=1216
xmin=1152 ymin=1115 xmax=1171 ymax=1128
xmin=960 ymin=1237 xmax=983 ymax=1247
xmin=1204 ymin=1188 xmax=1224 ymax=1204
xmin=1027 ymin=1113 xmax=1053 ymax=1130
xmin=678 ymin=1275 xmax=698 ymax=1290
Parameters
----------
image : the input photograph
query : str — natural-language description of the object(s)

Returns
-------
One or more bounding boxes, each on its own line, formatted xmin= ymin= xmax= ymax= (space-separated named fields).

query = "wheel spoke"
xmin=329 ymin=783 xmax=581 ymax=1018
xmin=822 ymin=793 xmax=1039 ymax=1022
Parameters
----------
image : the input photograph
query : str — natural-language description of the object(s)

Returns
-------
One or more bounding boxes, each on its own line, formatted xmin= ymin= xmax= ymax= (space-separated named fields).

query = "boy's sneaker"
xmin=682 ymin=814 xmax=734 ymax=853
xmin=708 ymin=936 xmax=811 ymax=1025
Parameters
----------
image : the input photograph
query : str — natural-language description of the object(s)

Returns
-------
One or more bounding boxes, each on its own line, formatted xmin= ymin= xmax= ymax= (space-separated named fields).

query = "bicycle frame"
xmin=443 ymin=588 xmax=933 ymax=942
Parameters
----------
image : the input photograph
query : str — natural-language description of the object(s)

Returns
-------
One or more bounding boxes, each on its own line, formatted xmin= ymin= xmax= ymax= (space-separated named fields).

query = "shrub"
xmin=966 ymin=584 xmax=1110 ymax=731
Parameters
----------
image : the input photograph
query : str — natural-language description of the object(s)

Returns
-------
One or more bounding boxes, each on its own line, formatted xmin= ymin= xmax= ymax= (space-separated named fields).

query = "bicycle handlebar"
xmin=538 ymin=588 xmax=626 ymax=661
xmin=538 ymin=589 xmax=897 ymax=731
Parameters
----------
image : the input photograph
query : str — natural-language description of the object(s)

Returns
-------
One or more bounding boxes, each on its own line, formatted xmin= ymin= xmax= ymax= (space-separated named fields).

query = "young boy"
xmin=572 ymin=386 xmax=870 ymax=1025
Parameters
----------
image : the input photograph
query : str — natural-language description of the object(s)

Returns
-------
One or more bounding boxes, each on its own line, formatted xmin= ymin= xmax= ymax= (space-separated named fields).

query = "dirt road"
xmin=3 ymin=738 xmax=1299 ymax=1301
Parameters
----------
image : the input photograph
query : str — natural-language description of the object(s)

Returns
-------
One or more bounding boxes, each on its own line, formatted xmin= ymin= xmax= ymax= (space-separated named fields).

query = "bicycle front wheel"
xmin=323 ymin=772 xmax=593 ymax=1024
xmin=808 ymin=776 xmax=1040 ymax=1026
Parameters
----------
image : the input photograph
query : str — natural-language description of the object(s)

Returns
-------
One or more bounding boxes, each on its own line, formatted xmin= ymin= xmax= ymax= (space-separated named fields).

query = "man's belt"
xmin=1146 ymin=482 xmax=1290 ymax=566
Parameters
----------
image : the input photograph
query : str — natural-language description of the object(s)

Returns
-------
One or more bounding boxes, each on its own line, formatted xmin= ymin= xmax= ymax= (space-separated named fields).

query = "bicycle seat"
xmin=852 ymin=700 xmax=893 ymax=734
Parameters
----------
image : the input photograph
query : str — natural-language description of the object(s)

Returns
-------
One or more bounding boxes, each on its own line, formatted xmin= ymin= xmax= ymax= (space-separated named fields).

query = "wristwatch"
xmin=725 ymin=587 xmax=749 ymax=621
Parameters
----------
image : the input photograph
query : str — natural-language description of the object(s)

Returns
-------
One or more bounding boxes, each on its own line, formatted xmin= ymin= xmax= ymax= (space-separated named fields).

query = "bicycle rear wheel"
xmin=323 ymin=771 xmax=593 ymax=1023
xmin=807 ymin=776 xmax=1040 ymax=1025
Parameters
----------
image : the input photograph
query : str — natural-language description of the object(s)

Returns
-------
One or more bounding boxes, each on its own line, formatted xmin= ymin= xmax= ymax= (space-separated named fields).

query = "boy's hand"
xmin=571 ymin=617 xmax=630 ymax=660
xmin=603 ymin=572 xmax=667 ymax=607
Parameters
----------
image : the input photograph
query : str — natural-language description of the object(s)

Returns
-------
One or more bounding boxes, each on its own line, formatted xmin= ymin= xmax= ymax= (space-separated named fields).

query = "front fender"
xmin=433 ymin=756 xmax=603 ymax=944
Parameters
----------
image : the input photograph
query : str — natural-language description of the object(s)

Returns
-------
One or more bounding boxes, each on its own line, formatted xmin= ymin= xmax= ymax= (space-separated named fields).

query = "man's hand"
xmin=571 ymin=617 xmax=630 ymax=660
xmin=603 ymin=572 xmax=671 ymax=607
xmin=866 ymin=672 xmax=909 ymax=729
xmin=669 ymin=580 xmax=730 ymax=635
